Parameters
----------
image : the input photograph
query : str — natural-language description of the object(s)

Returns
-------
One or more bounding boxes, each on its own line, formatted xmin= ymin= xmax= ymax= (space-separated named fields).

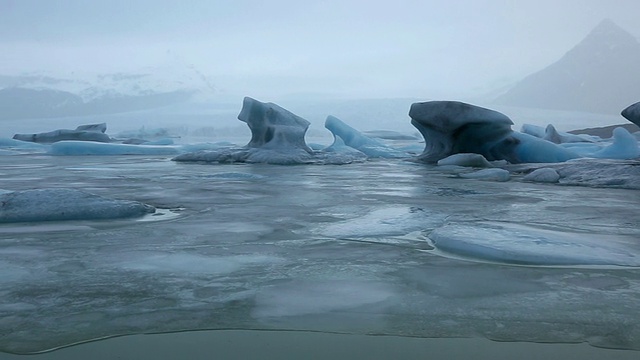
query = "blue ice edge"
xmin=425 ymin=221 xmax=640 ymax=268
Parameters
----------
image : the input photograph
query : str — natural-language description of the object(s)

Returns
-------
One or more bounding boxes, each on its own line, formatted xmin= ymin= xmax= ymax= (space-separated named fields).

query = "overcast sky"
xmin=1 ymin=0 xmax=639 ymax=99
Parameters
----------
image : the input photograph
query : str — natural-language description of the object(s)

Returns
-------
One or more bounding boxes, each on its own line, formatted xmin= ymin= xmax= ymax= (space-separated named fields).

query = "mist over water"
xmin=1 ymin=1 xmax=640 ymax=358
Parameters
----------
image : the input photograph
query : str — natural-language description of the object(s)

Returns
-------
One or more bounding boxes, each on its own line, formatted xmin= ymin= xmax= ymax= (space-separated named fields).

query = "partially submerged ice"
xmin=409 ymin=101 xmax=581 ymax=164
xmin=13 ymin=123 xmax=112 ymax=144
xmin=174 ymin=97 xmax=316 ymax=164
xmin=175 ymin=97 xmax=378 ymax=165
xmin=522 ymin=124 xmax=596 ymax=144
xmin=621 ymin=101 xmax=640 ymax=127
xmin=49 ymin=141 xmax=181 ymax=156
xmin=324 ymin=115 xmax=407 ymax=158
xmin=0 ymin=188 xmax=155 ymax=223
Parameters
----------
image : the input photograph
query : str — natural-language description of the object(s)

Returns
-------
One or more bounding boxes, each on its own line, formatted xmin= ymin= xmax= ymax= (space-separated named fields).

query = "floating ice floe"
xmin=49 ymin=141 xmax=181 ymax=156
xmin=523 ymin=168 xmax=560 ymax=183
xmin=459 ymin=168 xmax=511 ymax=182
xmin=13 ymin=125 xmax=112 ymax=144
xmin=0 ymin=188 xmax=155 ymax=223
xmin=428 ymin=222 xmax=640 ymax=267
xmin=437 ymin=153 xmax=493 ymax=168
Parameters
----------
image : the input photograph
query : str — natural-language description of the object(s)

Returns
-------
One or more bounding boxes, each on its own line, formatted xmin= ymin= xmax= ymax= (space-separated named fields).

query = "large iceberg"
xmin=174 ymin=97 xmax=316 ymax=164
xmin=409 ymin=101 xmax=581 ymax=164
xmin=409 ymin=101 xmax=514 ymax=163
xmin=175 ymin=97 xmax=378 ymax=165
xmin=0 ymin=188 xmax=155 ymax=223
xmin=621 ymin=101 xmax=640 ymax=126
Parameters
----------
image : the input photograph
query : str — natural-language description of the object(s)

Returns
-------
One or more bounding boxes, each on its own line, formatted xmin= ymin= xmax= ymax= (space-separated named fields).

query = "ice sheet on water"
xmin=118 ymin=253 xmax=283 ymax=275
xmin=0 ymin=188 xmax=155 ymax=223
xmin=318 ymin=206 xmax=445 ymax=239
xmin=459 ymin=168 xmax=511 ymax=182
xmin=428 ymin=221 xmax=640 ymax=267
xmin=252 ymin=280 xmax=395 ymax=318
xmin=49 ymin=141 xmax=181 ymax=155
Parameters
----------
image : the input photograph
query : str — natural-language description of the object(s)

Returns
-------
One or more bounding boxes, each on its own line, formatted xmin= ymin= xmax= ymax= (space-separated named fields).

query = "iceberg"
xmin=437 ymin=153 xmax=493 ymax=168
xmin=0 ymin=138 xmax=49 ymax=152
xmin=409 ymin=101 xmax=514 ymax=163
xmin=409 ymin=101 xmax=580 ymax=164
xmin=621 ymin=101 xmax=640 ymax=126
xmin=510 ymin=132 xmax=580 ymax=163
xmin=459 ymin=168 xmax=511 ymax=182
xmin=13 ymin=123 xmax=112 ymax=144
xmin=523 ymin=168 xmax=560 ymax=183
xmin=175 ymin=97 xmax=316 ymax=165
xmin=0 ymin=188 xmax=155 ymax=223
xmin=522 ymin=124 xmax=597 ymax=144
xmin=324 ymin=116 xmax=407 ymax=158
xmin=591 ymin=127 xmax=640 ymax=160
xmin=428 ymin=222 xmax=640 ymax=267
xmin=175 ymin=97 xmax=373 ymax=165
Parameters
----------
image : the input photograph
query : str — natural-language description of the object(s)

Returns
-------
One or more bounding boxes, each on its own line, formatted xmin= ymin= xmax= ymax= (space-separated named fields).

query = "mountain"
xmin=494 ymin=19 xmax=640 ymax=115
xmin=0 ymin=64 xmax=217 ymax=120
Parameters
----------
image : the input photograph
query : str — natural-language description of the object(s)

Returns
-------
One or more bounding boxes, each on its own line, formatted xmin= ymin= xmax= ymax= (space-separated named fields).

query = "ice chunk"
xmin=0 ymin=138 xmax=49 ymax=150
xmin=428 ymin=222 xmax=640 ymax=267
xmin=554 ymin=158 xmax=640 ymax=189
xmin=324 ymin=116 xmax=407 ymax=158
xmin=459 ymin=168 xmax=510 ymax=182
xmin=437 ymin=153 xmax=493 ymax=168
xmin=239 ymin=96 xmax=313 ymax=152
xmin=409 ymin=101 xmax=583 ymax=164
xmin=520 ymin=124 xmax=546 ymax=138
xmin=319 ymin=135 xmax=368 ymax=163
xmin=13 ymin=129 xmax=111 ymax=143
xmin=49 ymin=141 xmax=180 ymax=155
xmin=175 ymin=97 xmax=316 ymax=164
xmin=592 ymin=127 xmax=639 ymax=159
xmin=543 ymin=124 xmax=596 ymax=144
xmin=409 ymin=101 xmax=513 ymax=162
xmin=510 ymin=132 xmax=580 ymax=163
xmin=621 ymin=101 xmax=640 ymax=127
xmin=320 ymin=206 xmax=444 ymax=239
xmin=0 ymin=188 xmax=155 ymax=223
xmin=523 ymin=168 xmax=560 ymax=183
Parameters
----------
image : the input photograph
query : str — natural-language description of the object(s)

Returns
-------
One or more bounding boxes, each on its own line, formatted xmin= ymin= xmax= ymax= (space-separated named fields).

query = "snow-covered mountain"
xmin=0 ymin=64 xmax=217 ymax=120
xmin=494 ymin=19 xmax=640 ymax=115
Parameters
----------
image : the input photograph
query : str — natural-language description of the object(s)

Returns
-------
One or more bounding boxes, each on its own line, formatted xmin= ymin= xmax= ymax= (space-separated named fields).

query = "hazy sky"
xmin=1 ymin=0 xmax=639 ymax=99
